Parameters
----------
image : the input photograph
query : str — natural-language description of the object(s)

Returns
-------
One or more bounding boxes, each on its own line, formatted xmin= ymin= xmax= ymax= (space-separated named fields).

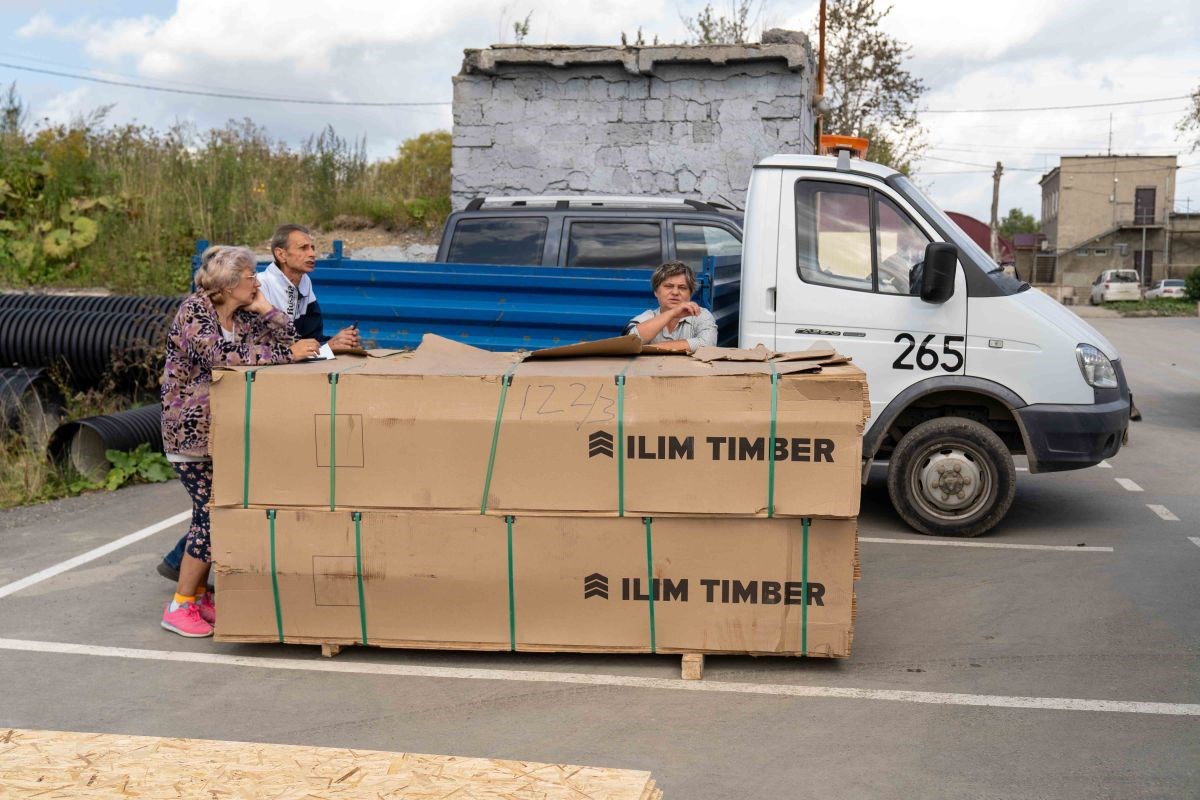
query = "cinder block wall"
xmin=452 ymin=35 xmax=815 ymax=209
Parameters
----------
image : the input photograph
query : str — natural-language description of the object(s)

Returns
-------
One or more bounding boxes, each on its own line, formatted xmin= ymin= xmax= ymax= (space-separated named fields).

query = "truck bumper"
xmin=1014 ymin=361 xmax=1131 ymax=474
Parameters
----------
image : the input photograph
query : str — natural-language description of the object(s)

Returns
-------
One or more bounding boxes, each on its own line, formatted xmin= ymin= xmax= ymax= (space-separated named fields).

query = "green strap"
xmin=241 ymin=370 xmax=258 ymax=508
xmin=480 ymin=363 xmax=520 ymax=515
xmin=615 ymin=363 xmax=633 ymax=517
xmin=267 ymin=509 xmax=283 ymax=643
xmin=767 ymin=365 xmax=779 ymax=518
xmin=353 ymin=511 xmax=367 ymax=645
xmin=505 ymin=515 xmax=517 ymax=651
xmin=801 ymin=516 xmax=810 ymax=656
xmin=643 ymin=515 xmax=662 ymax=652
xmin=328 ymin=373 xmax=340 ymax=511
xmin=643 ymin=516 xmax=656 ymax=654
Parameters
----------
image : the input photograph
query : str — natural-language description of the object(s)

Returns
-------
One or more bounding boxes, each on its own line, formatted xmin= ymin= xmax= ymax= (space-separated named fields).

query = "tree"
xmin=998 ymin=207 xmax=1039 ymax=238
xmin=822 ymin=0 xmax=926 ymax=174
xmin=1 ymin=82 xmax=27 ymax=136
xmin=682 ymin=1 xmax=760 ymax=44
xmin=1178 ymin=86 xmax=1200 ymax=151
xmin=381 ymin=130 xmax=451 ymax=200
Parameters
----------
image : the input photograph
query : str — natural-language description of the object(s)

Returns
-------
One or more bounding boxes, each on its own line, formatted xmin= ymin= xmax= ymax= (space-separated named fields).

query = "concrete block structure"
xmin=451 ymin=31 xmax=815 ymax=209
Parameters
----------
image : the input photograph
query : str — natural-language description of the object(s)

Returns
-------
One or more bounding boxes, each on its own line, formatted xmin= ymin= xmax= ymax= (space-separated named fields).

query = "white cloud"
xmin=10 ymin=0 xmax=1199 ymax=222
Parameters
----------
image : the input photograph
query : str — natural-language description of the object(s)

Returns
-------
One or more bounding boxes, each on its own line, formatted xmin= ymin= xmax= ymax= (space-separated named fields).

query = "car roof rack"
xmin=463 ymin=195 xmax=728 ymax=212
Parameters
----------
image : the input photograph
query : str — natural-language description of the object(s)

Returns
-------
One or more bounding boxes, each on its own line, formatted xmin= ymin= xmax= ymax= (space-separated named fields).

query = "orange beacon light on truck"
xmin=819 ymin=134 xmax=869 ymax=158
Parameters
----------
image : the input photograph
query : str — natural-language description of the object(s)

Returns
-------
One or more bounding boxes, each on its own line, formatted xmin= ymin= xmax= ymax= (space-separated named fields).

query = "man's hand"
xmin=326 ymin=326 xmax=361 ymax=351
xmin=289 ymin=338 xmax=321 ymax=361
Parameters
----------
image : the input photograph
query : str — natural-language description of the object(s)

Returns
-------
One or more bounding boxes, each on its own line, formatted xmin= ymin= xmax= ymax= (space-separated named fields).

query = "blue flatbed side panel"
xmin=194 ymin=242 xmax=741 ymax=352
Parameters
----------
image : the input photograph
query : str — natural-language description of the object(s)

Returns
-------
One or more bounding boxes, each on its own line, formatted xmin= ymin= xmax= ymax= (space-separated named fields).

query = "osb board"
xmin=0 ymin=728 xmax=662 ymax=800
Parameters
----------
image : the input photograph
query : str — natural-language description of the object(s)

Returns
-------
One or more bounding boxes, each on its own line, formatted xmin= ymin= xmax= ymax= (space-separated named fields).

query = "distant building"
xmin=946 ymin=211 xmax=1012 ymax=264
xmin=1038 ymin=155 xmax=1178 ymax=291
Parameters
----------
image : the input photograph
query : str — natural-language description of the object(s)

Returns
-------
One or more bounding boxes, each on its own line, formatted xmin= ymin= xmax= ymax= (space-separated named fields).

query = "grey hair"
xmin=195 ymin=245 xmax=257 ymax=299
xmin=650 ymin=260 xmax=696 ymax=294
xmin=270 ymin=223 xmax=313 ymax=264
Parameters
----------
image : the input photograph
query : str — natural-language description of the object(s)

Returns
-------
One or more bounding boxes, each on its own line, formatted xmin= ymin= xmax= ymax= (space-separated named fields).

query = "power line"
xmin=0 ymin=50 xmax=275 ymax=97
xmin=0 ymin=61 xmax=450 ymax=107
xmin=922 ymin=94 xmax=1191 ymax=114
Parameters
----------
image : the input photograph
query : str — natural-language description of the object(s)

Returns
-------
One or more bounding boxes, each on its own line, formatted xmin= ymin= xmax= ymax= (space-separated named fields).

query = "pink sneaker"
xmin=196 ymin=592 xmax=216 ymax=626
xmin=161 ymin=601 xmax=213 ymax=638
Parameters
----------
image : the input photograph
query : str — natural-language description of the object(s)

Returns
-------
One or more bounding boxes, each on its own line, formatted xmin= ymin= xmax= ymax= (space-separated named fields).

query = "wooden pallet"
xmin=0 ymin=728 xmax=662 ymax=799
xmin=321 ymin=642 xmax=706 ymax=682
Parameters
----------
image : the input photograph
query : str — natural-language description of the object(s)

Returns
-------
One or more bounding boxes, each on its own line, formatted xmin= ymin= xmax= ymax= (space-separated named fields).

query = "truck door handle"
xmin=766 ymin=287 xmax=776 ymax=311
xmin=793 ymin=328 xmax=867 ymax=338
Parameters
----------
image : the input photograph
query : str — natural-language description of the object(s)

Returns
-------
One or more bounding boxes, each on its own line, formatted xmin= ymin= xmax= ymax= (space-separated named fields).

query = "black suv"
xmin=436 ymin=196 xmax=743 ymax=269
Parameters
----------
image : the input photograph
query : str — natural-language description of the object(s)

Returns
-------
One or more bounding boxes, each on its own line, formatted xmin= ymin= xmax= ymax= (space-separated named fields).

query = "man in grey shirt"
xmin=624 ymin=261 xmax=718 ymax=353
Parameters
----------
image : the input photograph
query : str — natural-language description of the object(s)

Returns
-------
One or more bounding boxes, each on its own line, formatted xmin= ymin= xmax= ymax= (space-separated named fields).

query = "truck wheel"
xmin=887 ymin=417 xmax=1016 ymax=537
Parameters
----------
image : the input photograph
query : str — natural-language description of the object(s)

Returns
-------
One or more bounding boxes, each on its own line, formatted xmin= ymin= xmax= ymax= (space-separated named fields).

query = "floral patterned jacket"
xmin=160 ymin=292 xmax=296 ymax=457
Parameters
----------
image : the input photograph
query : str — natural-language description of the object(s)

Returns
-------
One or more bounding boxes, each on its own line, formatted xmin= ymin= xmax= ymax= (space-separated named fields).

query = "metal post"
xmin=1140 ymin=225 xmax=1147 ymax=287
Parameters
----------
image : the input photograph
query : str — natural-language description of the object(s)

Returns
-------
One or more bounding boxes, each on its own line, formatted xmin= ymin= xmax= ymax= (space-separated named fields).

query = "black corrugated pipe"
xmin=49 ymin=404 xmax=163 ymax=482
xmin=0 ymin=367 xmax=65 ymax=447
xmin=0 ymin=308 xmax=171 ymax=389
xmin=0 ymin=293 xmax=181 ymax=316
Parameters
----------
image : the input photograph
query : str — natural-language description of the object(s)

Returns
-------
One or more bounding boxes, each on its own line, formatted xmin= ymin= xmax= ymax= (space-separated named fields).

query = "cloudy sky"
xmin=1 ymin=0 xmax=1197 ymax=222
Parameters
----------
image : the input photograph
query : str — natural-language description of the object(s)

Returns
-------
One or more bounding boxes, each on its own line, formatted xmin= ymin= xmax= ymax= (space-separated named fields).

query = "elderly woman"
xmin=159 ymin=245 xmax=318 ymax=638
xmin=623 ymin=261 xmax=718 ymax=353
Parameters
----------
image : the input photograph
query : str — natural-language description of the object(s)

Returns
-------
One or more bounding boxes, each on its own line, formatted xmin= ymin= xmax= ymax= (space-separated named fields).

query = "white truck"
xmin=365 ymin=143 xmax=1133 ymax=538
xmin=738 ymin=146 xmax=1132 ymax=536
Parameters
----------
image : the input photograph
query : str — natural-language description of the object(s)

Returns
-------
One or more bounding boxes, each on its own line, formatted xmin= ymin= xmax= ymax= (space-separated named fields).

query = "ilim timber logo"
xmin=580 ymin=572 xmax=826 ymax=606
xmin=588 ymin=430 xmax=614 ymax=459
xmin=584 ymin=430 xmax=836 ymax=463
xmin=583 ymin=573 xmax=609 ymax=599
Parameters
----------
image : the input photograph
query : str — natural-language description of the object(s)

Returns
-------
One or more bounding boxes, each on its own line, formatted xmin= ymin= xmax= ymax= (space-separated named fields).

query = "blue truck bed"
xmin=195 ymin=241 xmax=741 ymax=352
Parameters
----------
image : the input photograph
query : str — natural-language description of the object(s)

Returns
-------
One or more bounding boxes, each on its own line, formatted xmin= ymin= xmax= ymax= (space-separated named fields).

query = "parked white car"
xmin=1090 ymin=269 xmax=1142 ymax=304
xmin=1144 ymin=279 xmax=1186 ymax=300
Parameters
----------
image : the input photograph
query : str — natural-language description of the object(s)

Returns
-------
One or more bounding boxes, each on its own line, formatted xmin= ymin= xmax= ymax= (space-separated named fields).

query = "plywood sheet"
xmin=0 ymin=728 xmax=662 ymax=799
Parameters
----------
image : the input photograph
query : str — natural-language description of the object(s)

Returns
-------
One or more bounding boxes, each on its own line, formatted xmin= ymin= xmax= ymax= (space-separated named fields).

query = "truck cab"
xmin=741 ymin=149 xmax=1131 ymax=537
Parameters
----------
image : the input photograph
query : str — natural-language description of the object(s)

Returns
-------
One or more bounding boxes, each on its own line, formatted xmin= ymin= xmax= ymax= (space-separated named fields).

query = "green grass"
xmin=1105 ymin=299 xmax=1198 ymax=317
xmin=0 ymin=88 xmax=451 ymax=296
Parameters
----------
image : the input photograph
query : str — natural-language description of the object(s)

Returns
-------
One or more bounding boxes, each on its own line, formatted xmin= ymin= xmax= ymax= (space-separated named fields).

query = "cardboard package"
xmin=209 ymin=335 xmax=870 ymax=518
xmin=211 ymin=509 xmax=858 ymax=658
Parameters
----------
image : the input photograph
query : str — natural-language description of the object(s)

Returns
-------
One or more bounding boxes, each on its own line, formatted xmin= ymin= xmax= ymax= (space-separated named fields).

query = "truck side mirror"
xmin=920 ymin=243 xmax=957 ymax=304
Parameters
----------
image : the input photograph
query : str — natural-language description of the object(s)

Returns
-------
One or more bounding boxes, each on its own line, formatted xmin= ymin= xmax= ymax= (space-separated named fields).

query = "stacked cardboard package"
xmin=209 ymin=334 xmax=869 ymax=657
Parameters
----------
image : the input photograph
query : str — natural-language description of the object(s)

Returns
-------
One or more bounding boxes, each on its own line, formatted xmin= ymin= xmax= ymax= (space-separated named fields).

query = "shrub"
xmin=1185 ymin=266 xmax=1200 ymax=302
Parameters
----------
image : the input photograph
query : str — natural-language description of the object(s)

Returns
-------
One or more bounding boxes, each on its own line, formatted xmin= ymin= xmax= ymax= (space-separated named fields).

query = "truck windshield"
xmin=891 ymin=175 xmax=1029 ymax=295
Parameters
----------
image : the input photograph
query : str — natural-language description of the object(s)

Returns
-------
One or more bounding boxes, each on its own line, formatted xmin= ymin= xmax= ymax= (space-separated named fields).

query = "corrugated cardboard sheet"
xmin=209 ymin=335 xmax=870 ymax=517
xmin=212 ymin=509 xmax=857 ymax=658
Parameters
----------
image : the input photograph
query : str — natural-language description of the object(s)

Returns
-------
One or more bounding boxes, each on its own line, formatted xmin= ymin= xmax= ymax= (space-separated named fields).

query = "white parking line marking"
xmin=0 ymin=638 xmax=1193 ymax=717
xmin=0 ymin=511 xmax=190 ymax=601
xmin=860 ymin=537 xmax=1112 ymax=552
xmin=1189 ymin=537 xmax=1200 ymax=549
xmin=1097 ymin=460 xmax=1112 ymax=469
xmin=1115 ymin=478 xmax=1143 ymax=492
xmin=1147 ymin=505 xmax=1180 ymax=522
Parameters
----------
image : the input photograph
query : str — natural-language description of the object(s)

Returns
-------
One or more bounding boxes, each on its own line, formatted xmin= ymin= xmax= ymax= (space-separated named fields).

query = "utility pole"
xmin=990 ymin=161 xmax=1004 ymax=261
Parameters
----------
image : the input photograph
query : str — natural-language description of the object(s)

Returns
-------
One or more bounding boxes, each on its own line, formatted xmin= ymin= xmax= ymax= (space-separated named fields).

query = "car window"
xmin=1111 ymin=271 xmax=1139 ymax=283
xmin=566 ymin=221 xmax=662 ymax=268
xmin=674 ymin=224 xmax=742 ymax=270
xmin=876 ymin=195 xmax=931 ymax=295
xmin=1164 ymin=279 xmax=1184 ymax=287
xmin=796 ymin=181 xmax=874 ymax=291
xmin=446 ymin=217 xmax=548 ymax=265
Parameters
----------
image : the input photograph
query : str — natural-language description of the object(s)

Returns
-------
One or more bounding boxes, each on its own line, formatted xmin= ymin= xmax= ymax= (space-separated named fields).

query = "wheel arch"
xmin=862 ymin=376 xmax=1032 ymax=482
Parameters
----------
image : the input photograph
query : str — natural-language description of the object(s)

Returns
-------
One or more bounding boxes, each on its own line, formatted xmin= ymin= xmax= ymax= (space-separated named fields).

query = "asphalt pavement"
xmin=0 ymin=315 xmax=1196 ymax=799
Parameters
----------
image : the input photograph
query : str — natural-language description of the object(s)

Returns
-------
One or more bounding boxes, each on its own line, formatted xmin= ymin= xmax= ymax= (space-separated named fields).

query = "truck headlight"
xmin=1076 ymin=344 xmax=1118 ymax=389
